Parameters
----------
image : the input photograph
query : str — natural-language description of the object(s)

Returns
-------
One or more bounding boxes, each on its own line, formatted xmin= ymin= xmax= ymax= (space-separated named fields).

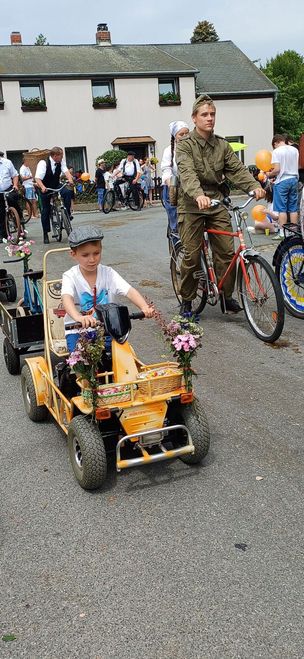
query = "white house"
xmin=0 ymin=24 xmax=277 ymax=175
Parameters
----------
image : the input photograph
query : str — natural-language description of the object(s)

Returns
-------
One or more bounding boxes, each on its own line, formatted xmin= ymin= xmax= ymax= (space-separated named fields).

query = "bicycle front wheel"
xmin=275 ymin=237 xmax=304 ymax=319
xmin=238 ymin=255 xmax=284 ymax=342
xmin=170 ymin=243 xmax=208 ymax=315
xmin=127 ymin=189 xmax=144 ymax=211
xmin=61 ymin=208 xmax=72 ymax=237
xmin=20 ymin=198 xmax=32 ymax=223
xmin=51 ymin=207 xmax=62 ymax=242
xmin=5 ymin=207 xmax=21 ymax=244
xmin=102 ymin=190 xmax=115 ymax=214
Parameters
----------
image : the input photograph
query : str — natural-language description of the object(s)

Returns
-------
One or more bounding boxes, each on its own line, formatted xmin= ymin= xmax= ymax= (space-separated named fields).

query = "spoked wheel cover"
xmin=239 ymin=255 xmax=284 ymax=342
xmin=279 ymin=242 xmax=304 ymax=318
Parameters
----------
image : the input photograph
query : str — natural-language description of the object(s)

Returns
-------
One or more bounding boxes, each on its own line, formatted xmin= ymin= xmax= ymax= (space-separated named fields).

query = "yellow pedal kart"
xmin=21 ymin=248 xmax=210 ymax=490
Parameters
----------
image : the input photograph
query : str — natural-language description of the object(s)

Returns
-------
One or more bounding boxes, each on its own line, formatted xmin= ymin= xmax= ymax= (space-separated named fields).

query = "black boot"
xmin=180 ymin=299 xmax=192 ymax=317
xmin=220 ymin=296 xmax=242 ymax=314
xmin=43 ymin=232 xmax=50 ymax=244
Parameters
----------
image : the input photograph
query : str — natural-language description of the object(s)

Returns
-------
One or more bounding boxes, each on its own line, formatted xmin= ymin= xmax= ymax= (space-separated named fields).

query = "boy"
xmin=61 ymin=225 xmax=154 ymax=351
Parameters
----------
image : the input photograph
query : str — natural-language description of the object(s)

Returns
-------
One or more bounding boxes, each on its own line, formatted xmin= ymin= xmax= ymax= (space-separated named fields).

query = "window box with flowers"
xmin=21 ymin=97 xmax=47 ymax=112
xmin=159 ymin=92 xmax=181 ymax=106
xmin=92 ymin=95 xmax=117 ymax=109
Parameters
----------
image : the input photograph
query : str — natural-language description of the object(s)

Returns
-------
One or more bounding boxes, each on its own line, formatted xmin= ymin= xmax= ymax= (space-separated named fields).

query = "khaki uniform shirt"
xmin=176 ymin=129 xmax=260 ymax=214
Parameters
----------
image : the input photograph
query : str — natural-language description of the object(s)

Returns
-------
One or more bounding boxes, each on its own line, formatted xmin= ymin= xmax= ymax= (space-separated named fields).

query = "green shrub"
xmin=95 ymin=149 xmax=127 ymax=167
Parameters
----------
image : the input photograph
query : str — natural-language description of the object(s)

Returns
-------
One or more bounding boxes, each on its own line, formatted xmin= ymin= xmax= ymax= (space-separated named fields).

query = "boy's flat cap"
xmin=69 ymin=225 xmax=104 ymax=248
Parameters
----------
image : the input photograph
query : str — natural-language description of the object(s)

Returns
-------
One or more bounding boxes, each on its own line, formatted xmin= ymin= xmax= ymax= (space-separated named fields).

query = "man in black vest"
xmin=35 ymin=147 xmax=74 ymax=243
xmin=113 ymin=151 xmax=141 ymax=206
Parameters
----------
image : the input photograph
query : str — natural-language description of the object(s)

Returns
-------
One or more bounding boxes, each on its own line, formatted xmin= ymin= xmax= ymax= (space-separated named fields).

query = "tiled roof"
xmin=160 ymin=41 xmax=277 ymax=94
xmin=0 ymin=44 xmax=197 ymax=77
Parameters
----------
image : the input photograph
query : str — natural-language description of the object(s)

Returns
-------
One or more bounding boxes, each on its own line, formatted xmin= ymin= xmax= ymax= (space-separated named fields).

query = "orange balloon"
xmin=81 ymin=172 xmax=90 ymax=181
xmin=255 ymin=150 xmax=272 ymax=171
xmin=251 ymin=204 xmax=267 ymax=222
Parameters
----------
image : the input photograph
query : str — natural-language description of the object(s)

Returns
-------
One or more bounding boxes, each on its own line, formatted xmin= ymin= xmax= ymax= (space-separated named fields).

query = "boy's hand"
xmin=76 ymin=314 xmax=97 ymax=328
xmin=141 ymin=304 xmax=155 ymax=318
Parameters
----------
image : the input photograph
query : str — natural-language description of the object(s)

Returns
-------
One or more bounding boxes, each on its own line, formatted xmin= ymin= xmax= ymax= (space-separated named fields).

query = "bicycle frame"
xmin=202 ymin=200 xmax=266 ymax=303
xmin=23 ymin=274 xmax=43 ymax=314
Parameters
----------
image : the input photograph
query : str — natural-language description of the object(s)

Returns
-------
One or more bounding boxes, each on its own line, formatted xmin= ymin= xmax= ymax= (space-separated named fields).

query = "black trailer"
xmin=0 ymin=303 xmax=44 ymax=374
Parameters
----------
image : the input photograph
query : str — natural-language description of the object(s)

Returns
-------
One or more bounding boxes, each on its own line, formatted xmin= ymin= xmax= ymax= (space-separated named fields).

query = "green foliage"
xmin=34 ymin=34 xmax=49 ymax=45
xmin=95 ymin=149 xmax=127 ymax=167
xmin=21 ymin=97 xmax=46 ymax=107
xmin=93 ymin=95 xmax=116 ymax=105
xmin=159 ymin=92 xmax=181 ymax=104
xmin=261 ymin=50 xmax=304 ymax=140
xmin=190 ymin=20 xmax=219 ymax=43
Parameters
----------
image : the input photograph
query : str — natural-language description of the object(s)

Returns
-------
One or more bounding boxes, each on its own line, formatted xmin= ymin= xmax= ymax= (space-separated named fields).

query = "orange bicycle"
xmin=170 ymin=194 xmax=285 ymax=343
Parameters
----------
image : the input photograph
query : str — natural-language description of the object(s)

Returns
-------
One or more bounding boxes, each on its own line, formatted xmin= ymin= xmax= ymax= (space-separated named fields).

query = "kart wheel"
xmin=169 ymin=399 xmax=210 ymax=464
xmin=5 ymin=274 xmax=17 ymax=302
xmin=67 ymin=416 xmax=107 ymax=490
xmin=3 ymin=337 xmax=20 ymax=375
xmin=21 ymin=363 xmax=48 ymax=421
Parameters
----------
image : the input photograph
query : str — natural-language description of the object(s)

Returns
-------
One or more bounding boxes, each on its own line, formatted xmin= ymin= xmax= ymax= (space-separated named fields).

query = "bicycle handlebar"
xmin=210 ymin=192 xmax=256 ymax=212
xmin=65 ymin=311 xmax=146 ymax=330
xmin=45 ymin=184 xmax=68 ymax=193
xmin=129 ymin=311 xmax=145 ymax=320
xmin=3 ymin=257 xmax=24 ymax=264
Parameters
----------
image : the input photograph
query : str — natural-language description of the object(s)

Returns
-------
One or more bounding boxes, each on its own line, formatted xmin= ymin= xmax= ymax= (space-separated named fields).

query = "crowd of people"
xmin=0 ymin=97 xmax=303 ymax=321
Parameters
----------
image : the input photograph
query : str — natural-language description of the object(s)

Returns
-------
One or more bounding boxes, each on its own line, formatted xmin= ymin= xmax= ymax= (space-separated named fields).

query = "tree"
xmin=261 ymin=50 xmax=304 ymax=140
xmin=34 ymin=34 xmax=49 ymax=46
xmin=190 ymin=21 xmax=219 ymax=44
xmin=95 ymin=149 xmax=127 ymax=167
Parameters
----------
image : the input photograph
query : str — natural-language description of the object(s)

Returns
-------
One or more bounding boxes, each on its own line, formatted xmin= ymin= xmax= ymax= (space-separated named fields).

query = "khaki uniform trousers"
xmin=178 ymin=207 xmax=236 ymax=301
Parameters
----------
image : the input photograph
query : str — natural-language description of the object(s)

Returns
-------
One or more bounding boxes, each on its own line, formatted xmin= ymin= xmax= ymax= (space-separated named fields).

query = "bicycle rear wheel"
xmin=102 ymin=190 xmax=115 ymax=214
xmin=275 ymin=237 xmax=304 ymax=319
xmin=127 ymin=189 xmax=144 ymax=211
xmin=61 ymin=208 xmax=72 ymax=237
xmin=5 ymin=207 xmax=21 ymax=244
xmin=170 ymin=243 xmax=208 ymax=315
xmin=51 ymin=207 xmax=62 ymax=242
xmin=238 ymin=255 xmax=284 ymax=342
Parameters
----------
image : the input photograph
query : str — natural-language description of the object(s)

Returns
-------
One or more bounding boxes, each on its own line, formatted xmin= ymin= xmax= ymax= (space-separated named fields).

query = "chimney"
xmin=10 ymin=31 xmax=22 ymax=45
xmin=96 ymin=23 xmax=111 ymax=46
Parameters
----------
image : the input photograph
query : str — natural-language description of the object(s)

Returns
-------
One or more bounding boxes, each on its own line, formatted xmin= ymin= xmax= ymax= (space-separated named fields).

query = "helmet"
xmin=68 ymin=225 xmax=104 ymax=248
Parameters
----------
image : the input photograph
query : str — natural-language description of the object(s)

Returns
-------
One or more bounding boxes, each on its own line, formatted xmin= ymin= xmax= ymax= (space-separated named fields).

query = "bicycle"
xmin=3 ymin=254 xmax=43 ymax=316
xmin=45 ymin=184 xmax=72 ymax=242
xmin=103 ymin=181 xmax=144 ymax=214
xmin=273 ymin=222 xmax=304 ymax=319
xmin=19 ymin=188 xmax=33 ymax=224
xmin=2 ymin=188 xmax=22 ymax=244
xmin=170 ymin=194 xmax=285 ymax=343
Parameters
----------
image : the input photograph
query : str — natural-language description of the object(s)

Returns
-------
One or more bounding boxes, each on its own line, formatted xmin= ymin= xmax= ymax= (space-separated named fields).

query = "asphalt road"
xmin=1 ymin=204 xmax=304 ymax=659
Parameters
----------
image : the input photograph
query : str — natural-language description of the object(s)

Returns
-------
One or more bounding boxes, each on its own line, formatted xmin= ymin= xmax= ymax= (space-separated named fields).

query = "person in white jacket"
xmin=161 ymin=121 xmax=189 ymax=239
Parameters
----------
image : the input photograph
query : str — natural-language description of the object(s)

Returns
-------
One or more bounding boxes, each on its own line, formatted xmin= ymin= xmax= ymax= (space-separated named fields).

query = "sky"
xmin=1 ymin=0 xmax=303 ymax=65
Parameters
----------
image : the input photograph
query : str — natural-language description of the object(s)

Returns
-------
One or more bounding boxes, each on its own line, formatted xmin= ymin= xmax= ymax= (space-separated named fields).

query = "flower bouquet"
xmin=3 ymin=232 xmax=35 ymax=268
xmin=66 ymin=326 xmax=105 ymax=408
xmin=160 ymin=316 xmax=203 ymax=392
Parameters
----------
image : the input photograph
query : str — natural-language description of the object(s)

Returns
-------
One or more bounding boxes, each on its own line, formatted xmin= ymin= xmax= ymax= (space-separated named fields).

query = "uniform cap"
xmin=192 ymin=94 xmax=214 ymax=114
xmin=69 ymin=225 xmax=104 ymax=248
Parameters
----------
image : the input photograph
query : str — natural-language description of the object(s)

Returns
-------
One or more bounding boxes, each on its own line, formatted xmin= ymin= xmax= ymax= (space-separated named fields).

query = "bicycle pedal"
xmin=193 ymin=270 xmax=207 ymax=280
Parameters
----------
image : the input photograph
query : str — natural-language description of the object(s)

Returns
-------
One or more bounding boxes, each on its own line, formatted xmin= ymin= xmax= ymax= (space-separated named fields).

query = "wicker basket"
xmin=97 ymin=383 xmax=132 ymax=405
xmin=138 ymin=367 xmax=182 ymax=396
xmin=24 ymin=148 xmax=50 ymax=177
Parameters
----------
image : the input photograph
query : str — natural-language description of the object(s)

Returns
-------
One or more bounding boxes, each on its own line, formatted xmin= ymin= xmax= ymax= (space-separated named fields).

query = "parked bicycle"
xmin=170 ymin=194 xmax=285 ymax=343
xmin=103 ymin=181 xmax=144 ymax=213
xmin=2 ymin=188 xmax=22 ymax=244
xmin=45 ymin=184 xmax=72 ymax=242
xmin=3 ymin=254 xmax=43 ymax=316
xmin=273 ymin=223 xmax=304 ymax=319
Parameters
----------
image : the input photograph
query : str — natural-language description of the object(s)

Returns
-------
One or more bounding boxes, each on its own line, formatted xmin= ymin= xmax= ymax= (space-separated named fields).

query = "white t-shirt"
xmin=161 ymin=145 xmax=177 ymax=185
xmin=271 ymin=145 xmax=299 ymax=184
xmin=20 ymin=164 xmax=34 ymax=189
xmin=61 ymin=263 xmax=131 ymax=328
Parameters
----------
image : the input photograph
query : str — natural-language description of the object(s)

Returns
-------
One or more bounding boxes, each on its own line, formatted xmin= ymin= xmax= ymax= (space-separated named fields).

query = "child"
xmin=61 ymin=225 xmax=154 ymax=351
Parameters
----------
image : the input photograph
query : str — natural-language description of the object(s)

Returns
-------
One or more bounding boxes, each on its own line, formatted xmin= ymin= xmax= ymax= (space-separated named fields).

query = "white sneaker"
xmin=272 ymin=233 xmax=283 ymax=240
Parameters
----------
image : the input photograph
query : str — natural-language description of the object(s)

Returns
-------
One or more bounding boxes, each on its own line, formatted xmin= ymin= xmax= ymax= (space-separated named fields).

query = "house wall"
xmin=0 ymin=78 xmax=274 ymax=174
